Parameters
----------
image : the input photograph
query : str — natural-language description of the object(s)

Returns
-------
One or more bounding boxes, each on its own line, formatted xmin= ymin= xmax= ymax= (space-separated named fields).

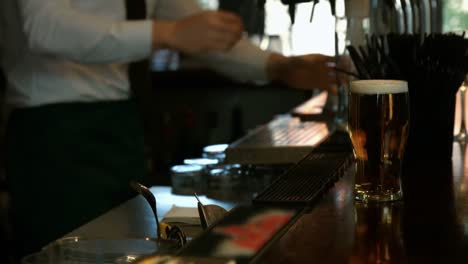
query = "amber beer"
xmin=348 ymin=80 xmax=409 ymax=202
xmin=349 ymin=202 xmax=405 ymax=263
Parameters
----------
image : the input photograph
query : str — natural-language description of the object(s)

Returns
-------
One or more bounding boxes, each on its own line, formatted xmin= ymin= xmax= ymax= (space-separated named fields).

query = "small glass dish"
xmin=22 ymin=236 xmax=179 ymax=264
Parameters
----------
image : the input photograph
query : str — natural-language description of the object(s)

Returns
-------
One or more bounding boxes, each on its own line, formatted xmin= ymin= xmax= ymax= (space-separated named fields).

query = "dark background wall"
xmin=148 ymin=70 xmax=311 ymax=185
xmin=0 ymin=68 xmax=13 ymax=264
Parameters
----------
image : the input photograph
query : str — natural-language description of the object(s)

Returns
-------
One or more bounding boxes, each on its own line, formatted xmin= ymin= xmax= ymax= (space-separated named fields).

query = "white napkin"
xmin=162 ymin=205 xmax=200 ymax=225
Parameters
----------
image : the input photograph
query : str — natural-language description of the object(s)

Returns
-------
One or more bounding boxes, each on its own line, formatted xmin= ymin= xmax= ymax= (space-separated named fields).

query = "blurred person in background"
xmin=0 ymin=0 xmax=337 ymax=258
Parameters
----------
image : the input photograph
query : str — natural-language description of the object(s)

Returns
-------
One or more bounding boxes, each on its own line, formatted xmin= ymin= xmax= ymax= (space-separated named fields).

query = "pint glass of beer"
xmin=348 ymin=80 xmax=409 ymax=202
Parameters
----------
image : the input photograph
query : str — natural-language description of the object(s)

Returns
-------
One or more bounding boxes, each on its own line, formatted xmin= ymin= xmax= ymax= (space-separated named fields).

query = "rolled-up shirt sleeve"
xmin=152 ymin=0 xmax=271 ymax=83
xmin=193 ymin=37 xmax=271 ymax=83
xmin=18 ymin=0 xmax=153 ymax=64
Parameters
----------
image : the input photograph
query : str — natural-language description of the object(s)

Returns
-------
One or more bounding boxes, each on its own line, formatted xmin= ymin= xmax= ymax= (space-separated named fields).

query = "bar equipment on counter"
xmin=179 ymin=144 xmax=245 ymax=201
xmin=184 ymin=158 xmax=219 ymax=167
xmin=206 ymin=164 xmax=247 ymax=201
xmin=225 ymin=115 xmax=330 ymax=165
xmin=183 ymin=158 xmax=220 ymax=194
xmin=170 ymin=164 xmax=205 ymax=196
xmin=253 ymin=130 xmax=353 ymax=205
xmin=202 ymin=144 xmax=229 ymax=162
xmin=195 ymin=193 xmax=228 ymax=230
xmin=198 ymin=143 xmax=289 ymax=201
xmin=130 ymin=182 xmax=187 ymax=248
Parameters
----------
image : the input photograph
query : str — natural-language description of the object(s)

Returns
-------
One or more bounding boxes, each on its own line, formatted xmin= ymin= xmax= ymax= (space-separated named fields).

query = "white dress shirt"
xmin=0 ymin=0 xmax=270 ymax=108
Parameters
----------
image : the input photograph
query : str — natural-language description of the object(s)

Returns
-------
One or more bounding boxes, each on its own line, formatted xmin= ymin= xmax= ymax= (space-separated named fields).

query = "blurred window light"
xmin=197 ymin=0 xmax=219 ymax=10
xmin=443 ymin=0 xmax=468 ymax=33
xmin=263 ymin=0 xmax=336 ymax=56
xmin=290 ymin=1 xmax=335 ymax=56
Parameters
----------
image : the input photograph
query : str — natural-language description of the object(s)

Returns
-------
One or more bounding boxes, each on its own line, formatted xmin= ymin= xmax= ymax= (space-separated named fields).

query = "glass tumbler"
xmin=348 ymin=80 xmax=410 ymax=202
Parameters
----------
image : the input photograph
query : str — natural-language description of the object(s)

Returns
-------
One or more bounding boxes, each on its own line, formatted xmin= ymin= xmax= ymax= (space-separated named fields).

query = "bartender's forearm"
xmin=151 ymin=21 xmax=175 ymax=50
xmin=266 ymin=53 xmax=337 ymax=91
xmin=266 ymin=53 xmax=291 ymax=84
xmin=188 ymin=36 xmax=271 ymax=83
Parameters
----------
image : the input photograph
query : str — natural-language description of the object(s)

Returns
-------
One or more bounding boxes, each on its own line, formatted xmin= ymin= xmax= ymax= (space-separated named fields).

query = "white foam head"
xmin=350 ymin=80 xmax=408 ymax=94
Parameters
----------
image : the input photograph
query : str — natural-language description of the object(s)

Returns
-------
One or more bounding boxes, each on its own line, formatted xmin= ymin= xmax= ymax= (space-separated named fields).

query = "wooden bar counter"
xmin=69 ymin=141 xmax=468 ymax=263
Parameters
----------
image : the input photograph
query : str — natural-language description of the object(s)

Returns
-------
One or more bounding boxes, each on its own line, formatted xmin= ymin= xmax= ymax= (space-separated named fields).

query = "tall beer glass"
xmin=348 ymin=80 xmax=409 ymax=202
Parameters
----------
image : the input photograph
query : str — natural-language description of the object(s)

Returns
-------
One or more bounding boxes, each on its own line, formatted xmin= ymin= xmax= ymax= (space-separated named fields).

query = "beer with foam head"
xmin=348 ymin=80 xmax=409 ymax=202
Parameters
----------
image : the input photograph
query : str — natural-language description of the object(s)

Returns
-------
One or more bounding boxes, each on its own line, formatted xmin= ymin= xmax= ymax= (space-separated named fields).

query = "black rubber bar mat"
xmin=253 ymin=130 xmax=353 ymax=206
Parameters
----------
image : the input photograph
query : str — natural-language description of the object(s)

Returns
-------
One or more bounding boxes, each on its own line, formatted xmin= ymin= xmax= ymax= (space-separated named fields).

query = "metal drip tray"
xmin=225 ymin=116 xmax=331 ymax=165
xmin=253 ymin=132 xmax=353 ymax=206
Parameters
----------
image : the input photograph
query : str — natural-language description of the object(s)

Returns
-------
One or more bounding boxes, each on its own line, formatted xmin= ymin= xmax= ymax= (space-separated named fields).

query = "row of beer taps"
xmin=256 ymin=0 xmax=442 ymax=34
xmin=369 ymin=0 xmax=443 ymax=34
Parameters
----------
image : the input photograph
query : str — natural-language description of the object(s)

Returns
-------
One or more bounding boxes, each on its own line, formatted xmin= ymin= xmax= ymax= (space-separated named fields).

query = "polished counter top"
xmin=259 ymin=141 xmax=468 ymax=263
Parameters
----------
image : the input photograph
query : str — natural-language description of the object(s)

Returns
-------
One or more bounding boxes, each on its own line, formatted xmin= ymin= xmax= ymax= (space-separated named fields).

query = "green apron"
xmin=5 ymin=100 xmax=146 ymax=257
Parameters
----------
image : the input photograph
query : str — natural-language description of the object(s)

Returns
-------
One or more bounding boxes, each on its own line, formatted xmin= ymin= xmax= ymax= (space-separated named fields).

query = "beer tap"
xmin=257 ymin=0 xmax=339 ymax=25
xmin=257 ymin=0 xmax=267 ymax=9
xmin=280 ymin=0 xmax=320 ymax=24
xmin=281 ymin=0 xmax=317 ymax=24
xmin=289 ymin=4 xmax=297 ymax=24
xmin=430 ymin=0 xmax=442 ymax=33
xmin=312 ymin=0 xmax=336 ymax=21
xmin=400 ymin=0 xmax=414 ymax=33
xmin=309 ymin=0 xmax=319 ymax=23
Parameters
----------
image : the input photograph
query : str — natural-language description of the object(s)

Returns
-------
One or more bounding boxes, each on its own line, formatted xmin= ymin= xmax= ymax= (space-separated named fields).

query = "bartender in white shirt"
xmin=0 ymin=0 xmax=337 ymax=257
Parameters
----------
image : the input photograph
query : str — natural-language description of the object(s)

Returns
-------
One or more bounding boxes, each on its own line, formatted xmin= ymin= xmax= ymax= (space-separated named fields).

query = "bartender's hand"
xmin=267 ymin=53 xmax=338 ymax=93
xmin=152 ymin=11 xmax=243 ymax=54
